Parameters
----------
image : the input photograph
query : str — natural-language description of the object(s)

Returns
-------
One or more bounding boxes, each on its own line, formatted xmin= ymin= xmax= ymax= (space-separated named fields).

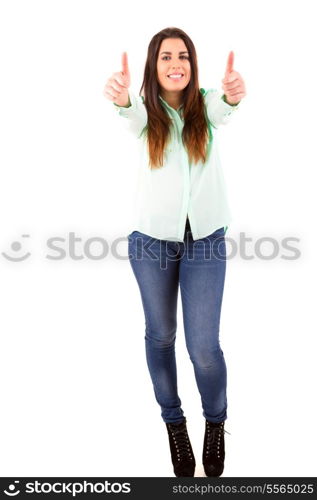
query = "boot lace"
xmin=168 ymin=422 xmax=193 ymax=461
xmin=205 ymin=421 xmax=231 ymax=458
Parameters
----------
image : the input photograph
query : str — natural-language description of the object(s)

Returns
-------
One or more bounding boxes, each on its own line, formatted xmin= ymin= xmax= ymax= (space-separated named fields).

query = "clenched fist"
xmin=221 ymin=51 xmax=246 ymax=106
xmin=103 ymin=52 xmax=131 ymax=107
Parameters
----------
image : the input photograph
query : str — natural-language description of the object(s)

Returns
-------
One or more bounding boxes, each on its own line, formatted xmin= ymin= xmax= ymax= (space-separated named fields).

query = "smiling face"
xmin=156 ymin=37 xmax=191 ymax=104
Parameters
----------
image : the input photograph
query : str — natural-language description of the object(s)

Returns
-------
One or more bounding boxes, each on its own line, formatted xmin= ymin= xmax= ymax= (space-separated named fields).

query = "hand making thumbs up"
xmin=221 ymin=51 xmax=246 ymax=105
xmin=103 ymin=52 xmax=131 ymax=107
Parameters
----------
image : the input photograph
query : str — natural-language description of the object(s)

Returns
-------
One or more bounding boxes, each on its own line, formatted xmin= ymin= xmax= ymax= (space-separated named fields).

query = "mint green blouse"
xmin=112 ymin=88 xmax=240 ymax=242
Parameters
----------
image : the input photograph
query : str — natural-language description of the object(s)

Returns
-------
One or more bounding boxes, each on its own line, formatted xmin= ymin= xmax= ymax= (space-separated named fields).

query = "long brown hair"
xmin=139 ymin=27 xmax=211 ymax=169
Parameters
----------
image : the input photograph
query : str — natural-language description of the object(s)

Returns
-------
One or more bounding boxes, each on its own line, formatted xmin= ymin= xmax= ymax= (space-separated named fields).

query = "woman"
xmin=103 ymin=27 xmax=246 ymax=477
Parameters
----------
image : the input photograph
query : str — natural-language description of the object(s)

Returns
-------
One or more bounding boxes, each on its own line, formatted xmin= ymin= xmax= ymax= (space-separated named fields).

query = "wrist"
xmin=222 ymin=94 xmax=240 ymax=106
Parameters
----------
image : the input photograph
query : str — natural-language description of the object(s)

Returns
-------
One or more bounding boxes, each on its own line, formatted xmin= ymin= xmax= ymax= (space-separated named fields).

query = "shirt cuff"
xmin=113 ymin=92 xmax=137 ymax=117
xmin=221 ymin=94 xmax=241 ymax=108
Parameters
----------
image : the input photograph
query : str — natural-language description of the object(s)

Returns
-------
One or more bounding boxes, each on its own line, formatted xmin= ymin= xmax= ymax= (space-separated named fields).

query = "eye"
xmin=162 ymin=55 xmax=189 ymax=60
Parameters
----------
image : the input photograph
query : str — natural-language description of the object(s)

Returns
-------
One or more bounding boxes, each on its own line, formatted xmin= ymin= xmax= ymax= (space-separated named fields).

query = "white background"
xmin=0 ymin=0 xmax=316 ymax=477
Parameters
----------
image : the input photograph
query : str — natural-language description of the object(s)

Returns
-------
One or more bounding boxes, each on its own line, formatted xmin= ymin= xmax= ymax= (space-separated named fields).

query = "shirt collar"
xmin=159 ymin=94 xmax=184 ymax=113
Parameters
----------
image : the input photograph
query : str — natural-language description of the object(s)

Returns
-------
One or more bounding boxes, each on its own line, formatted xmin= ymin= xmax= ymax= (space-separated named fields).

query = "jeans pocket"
xmin=128 ymin=230 xmax=154 ymax=245
xmin=128 ymin=230 xmax=142 ymax=238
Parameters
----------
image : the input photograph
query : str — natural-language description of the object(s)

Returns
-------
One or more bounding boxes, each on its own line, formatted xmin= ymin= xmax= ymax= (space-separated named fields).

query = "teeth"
xmin=168 ymin=74 xmax=183 ymax=78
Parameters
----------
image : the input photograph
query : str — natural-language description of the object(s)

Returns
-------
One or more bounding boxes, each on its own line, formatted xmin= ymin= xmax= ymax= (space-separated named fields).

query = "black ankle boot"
xmin=165 ymin=418 xmax=196 ymax=477
xmin=202 ymin=419 xmax=229 ymax=477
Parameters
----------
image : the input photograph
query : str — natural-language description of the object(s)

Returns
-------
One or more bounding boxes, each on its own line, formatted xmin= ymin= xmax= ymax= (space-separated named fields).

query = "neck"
xmin=160 ymin=89 xmax=183 ymax=110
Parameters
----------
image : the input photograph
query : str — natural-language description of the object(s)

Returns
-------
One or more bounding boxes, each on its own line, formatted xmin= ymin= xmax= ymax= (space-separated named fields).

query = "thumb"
xmin=121 ymin=51 xmax=130 ymax=77
xmin=225 ymin=50 xmax=234 ymax=78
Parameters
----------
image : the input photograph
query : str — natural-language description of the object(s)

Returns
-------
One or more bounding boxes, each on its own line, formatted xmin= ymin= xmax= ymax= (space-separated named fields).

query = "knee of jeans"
xmin=145 ymin=326 xmax=176 ymax=349
xmin=189 ymin=345 xmax=224 ymax=369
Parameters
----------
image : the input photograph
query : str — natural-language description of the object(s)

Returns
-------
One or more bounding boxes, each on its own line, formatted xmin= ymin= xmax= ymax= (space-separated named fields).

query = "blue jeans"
xmin=128 ymin=218 xmax=228 ymax=424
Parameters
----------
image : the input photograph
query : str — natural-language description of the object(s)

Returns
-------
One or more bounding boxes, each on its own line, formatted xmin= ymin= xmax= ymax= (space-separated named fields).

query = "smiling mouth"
xmin=167 ymin=74 xmax=184 ymax=79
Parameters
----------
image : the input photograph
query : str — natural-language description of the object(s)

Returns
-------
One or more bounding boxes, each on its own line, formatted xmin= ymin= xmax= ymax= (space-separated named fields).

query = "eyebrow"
xmin=160 ymin=51 xmax=189 ymax=55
